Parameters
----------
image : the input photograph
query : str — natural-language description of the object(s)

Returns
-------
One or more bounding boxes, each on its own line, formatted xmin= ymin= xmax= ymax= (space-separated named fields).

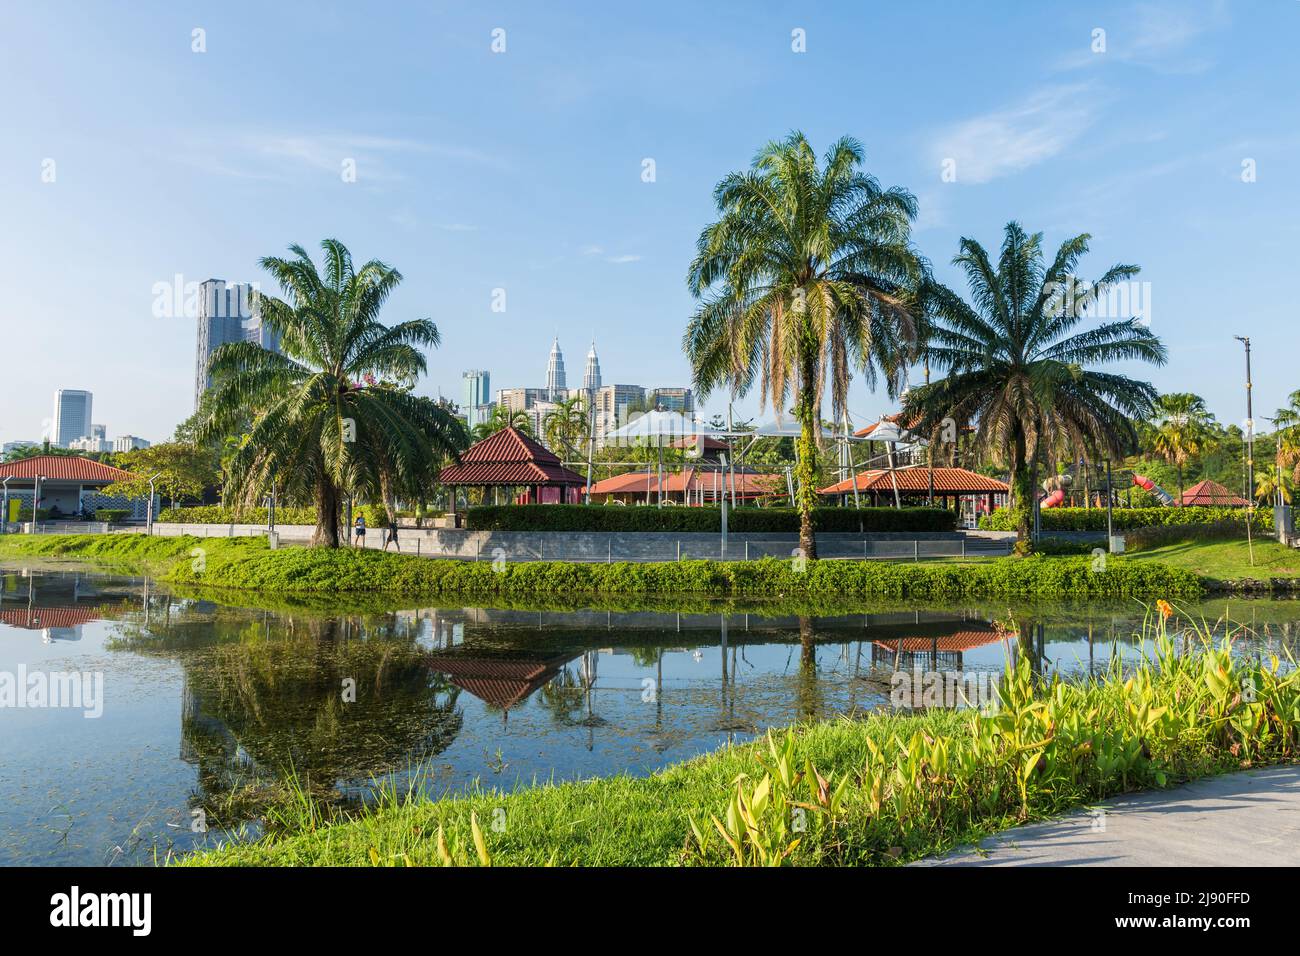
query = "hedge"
xmin=464 ymin=505 xmax=958 ymax=534
xmin=94 ymin=509 xmax=130 ymax=523
xmin=157 ymin=504 xmax=399 ymax=525
xmin=979 ymin=506 xmax=1270 ymax=533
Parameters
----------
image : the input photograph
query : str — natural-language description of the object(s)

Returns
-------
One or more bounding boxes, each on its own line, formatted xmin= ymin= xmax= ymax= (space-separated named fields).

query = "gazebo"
xmin=0 ymin=454 xmax=140 ymax=522
xmin=438 ymin=427 xmax=585 ymax=510
xmin=1180 ymin=479 xmax=1250 ymax=507
xmin=588 ymin=467 xmax=781 ymax=505
xmin=819 ymin=466 xmax=1009 ymax=512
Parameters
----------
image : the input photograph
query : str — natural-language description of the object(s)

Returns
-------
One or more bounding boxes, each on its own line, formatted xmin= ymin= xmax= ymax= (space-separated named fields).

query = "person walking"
xmin=384 ymin=515 xmax=400 ymax=552
xmin=354 ymin=514 xmax=366 ymax=548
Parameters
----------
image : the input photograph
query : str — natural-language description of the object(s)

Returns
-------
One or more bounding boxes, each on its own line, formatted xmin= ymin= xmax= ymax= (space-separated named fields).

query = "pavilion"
xmin=0 ymin=454 xmax=140 ymax=522
xmin=1179 ymin=479 xmax=1250 ymax=507
xmin=438 ymin=427 xmax=585 ymax=509
xmin=819 ymin=466 xmax=1009 ymax=512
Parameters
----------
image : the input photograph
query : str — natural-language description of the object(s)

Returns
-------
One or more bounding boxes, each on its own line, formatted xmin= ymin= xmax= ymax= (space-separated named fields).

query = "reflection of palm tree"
xmin=796 ymin=616 xmax=822 ymax=722
xmin=160 ymin=613 xmax=465 ymax=824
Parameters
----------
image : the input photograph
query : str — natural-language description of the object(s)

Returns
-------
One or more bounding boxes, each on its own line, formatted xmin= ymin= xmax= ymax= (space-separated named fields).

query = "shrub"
xmin=979 ymin=506 xmax=1269 ymax=533
xmin=465 ymin=505 xmax=958 ymax=534
xmin=94 ymin=509 xmax=130 ymax=523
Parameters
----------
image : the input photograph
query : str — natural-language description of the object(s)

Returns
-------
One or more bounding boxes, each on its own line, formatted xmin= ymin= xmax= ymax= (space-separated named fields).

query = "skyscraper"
xmin=546 ymin=337 xmax=566 ymax=400
xmin=51 ymin=389 xmax=92 ymax=447
xmin=462 ymin=369 xmax=491 ymax=430
xmin=194 ymin=278 xmax=281 ymax=410
xmin=582 ymin=340 xmax=602 ymax=392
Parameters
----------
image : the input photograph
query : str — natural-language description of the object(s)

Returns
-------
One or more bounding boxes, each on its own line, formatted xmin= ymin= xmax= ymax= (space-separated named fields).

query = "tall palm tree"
xmin=201 ymin=239 xmax=466 ymax=547
xmin=1144 ymin=392 xmax=1215 ymax=503
xmin=542 ymin=395 xmax=590 ymax=460
xmin=901 ymin=223 xmax=1166 ymax=554
xmin=684 ymin=132 xmax=922 ymax=558
xmin=1254 ymin=462 xmax=1292 ymax=506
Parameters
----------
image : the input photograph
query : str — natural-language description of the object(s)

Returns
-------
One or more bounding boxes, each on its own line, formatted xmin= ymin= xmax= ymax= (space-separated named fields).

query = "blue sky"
xmin=2 ymin=0 xmax=1297 ymax=445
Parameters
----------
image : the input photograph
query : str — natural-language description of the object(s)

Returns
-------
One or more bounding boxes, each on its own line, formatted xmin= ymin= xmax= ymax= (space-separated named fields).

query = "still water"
xmin=2 ymin=564 xmax=1297 ymax=865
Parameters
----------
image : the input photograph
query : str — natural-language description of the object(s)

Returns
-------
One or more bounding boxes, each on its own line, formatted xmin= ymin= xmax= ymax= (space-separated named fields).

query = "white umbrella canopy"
xmin=601 ymin=410 xmax=716 ymax=442
xmin=747 ymin=419 xmax=840 ymax=439
xmin=863 ymin=418 xmax=928 ymax=449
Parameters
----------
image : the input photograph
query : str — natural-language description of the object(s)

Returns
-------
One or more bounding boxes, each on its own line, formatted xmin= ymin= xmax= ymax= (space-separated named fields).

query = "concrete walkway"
xmin=916 ymin=765 xmax=1300 ymax=866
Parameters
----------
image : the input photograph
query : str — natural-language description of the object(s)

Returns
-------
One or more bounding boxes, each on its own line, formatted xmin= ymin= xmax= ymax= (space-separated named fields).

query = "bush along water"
xmin=979 ymin=506 xmax=1270 ymax=533
xmin=465 ymin=504 xmax=957 ymax=534
xmin=685 ymin=609 xmax=1300 ymax=866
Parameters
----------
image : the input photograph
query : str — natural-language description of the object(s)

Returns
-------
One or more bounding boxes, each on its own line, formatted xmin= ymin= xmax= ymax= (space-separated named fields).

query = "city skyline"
xmin=4 ymin=2 xmax=1299 ymax=445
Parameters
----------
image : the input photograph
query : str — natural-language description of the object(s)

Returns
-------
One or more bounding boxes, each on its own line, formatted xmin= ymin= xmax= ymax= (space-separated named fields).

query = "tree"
xmin=542 ymin=395 xmax=590 ymax=460
xmin=473 ymin=405 xmax=532 ymax=441
xmin=200 ymin=239 xmax=466 ymax=547
xmin=901 ymin=223 xmax=1166 ymax=553
xmin=1254 ymin=462 xmax=1292 ymax=506
xmin=1143 ymin=393 xmax=1215 ymax=503
xmin=685 ymin=132 xmax=922 ymax=558
xmin=103 ymin=442 xmax=216 ymax=507
xmin=1269 ymin=390 xmax=1300 ymax=495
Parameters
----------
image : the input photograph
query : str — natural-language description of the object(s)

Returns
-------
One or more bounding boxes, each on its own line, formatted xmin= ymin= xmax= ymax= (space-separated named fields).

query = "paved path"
xmin=916 ymin=765 xmax=1300 ymax=866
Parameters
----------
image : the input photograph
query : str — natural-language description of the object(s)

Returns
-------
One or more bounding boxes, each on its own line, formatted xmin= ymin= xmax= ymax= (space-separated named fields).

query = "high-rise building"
xmin=592 ymin=384 xmax=647 ymax=445
xmin=194 ymin=278 xmax=281 ymax=410
xmin=113 ymin=435 xmax=150 ymax=452
xmin=462 ymin=370 xmax=491 ymax=430
xmin=582 ymin=340 xmax=602 ymax=392
xmin=546 ymin=338 xmax=566 ymax=400
xmin=649 ymin=387 xmax=695 ymax=416
xmin=51 ymin=389 xmax=92 ymax=447
xmin=69 ymin=436 xmax=111 ymax=453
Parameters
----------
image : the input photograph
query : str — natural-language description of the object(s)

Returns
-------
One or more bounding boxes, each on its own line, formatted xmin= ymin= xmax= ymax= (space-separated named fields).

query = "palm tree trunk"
xmin=313 ymin=479 xmax=340 ymax=548
xmin=796 ymin=401 xmax=819 ymax=561
xmin=1009 ymin=428 xmax=1035 ymax=556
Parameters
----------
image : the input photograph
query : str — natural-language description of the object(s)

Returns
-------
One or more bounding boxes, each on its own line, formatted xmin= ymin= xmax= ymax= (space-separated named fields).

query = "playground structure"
xmin=1039 ymin=468 xmax=1175 ymax=509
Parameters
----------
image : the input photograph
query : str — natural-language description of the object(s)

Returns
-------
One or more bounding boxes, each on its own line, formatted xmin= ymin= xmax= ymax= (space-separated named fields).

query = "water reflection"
xmin=1 ymin=565 xmax=1298 ymax=865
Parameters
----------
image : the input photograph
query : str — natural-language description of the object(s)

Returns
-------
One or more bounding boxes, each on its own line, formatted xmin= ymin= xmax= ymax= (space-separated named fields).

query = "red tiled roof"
xmin=589 ymin=468 xmax=781 ymax=497
xmin=872 ymin=626 xmax=1005 ymax=654
xmin=668 ymin=435 xmax=730 ymax=451
xmin=0 ymin=455 xmax=134 ymax=483
xmin=0 ymin=607 xmax=104 ymax=629
xmin=426 ymin=653 xmax=574 ymax=710
xmin=820 ymin=467 xmax=1008 ymax=495
xmin=1180 ymin=479 xmax=1249 ymax=507
xmin=439 ymin=427 xmax=584 ymax=486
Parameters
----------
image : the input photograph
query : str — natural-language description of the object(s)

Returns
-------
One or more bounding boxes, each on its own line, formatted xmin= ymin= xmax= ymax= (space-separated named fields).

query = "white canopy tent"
xmin=600 ymin=410 xmax=720 ymax=507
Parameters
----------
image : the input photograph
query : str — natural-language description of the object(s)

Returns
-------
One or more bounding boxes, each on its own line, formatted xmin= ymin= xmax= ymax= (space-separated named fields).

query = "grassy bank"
xmin=184 ymin=622 xmax=1299 ymax=866
xmin=1128 ymin=537 xmax=1300 ymax=583
xmin=0 ymin=533 xmax=1203 ymax=599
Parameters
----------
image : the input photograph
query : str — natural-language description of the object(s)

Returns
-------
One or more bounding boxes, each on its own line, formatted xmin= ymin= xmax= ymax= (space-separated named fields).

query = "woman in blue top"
xmin=354 ymin=514 xmax=366 ymax=547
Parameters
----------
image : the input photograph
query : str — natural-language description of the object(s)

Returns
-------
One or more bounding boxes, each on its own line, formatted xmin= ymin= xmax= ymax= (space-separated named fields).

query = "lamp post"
xmin=146 ymin=473 xmax=161 ymax=535
xmin=1234 ymin=336 xmax=1255 ymax=566
xmin=32 ymin=474 xmax=45 ymax=533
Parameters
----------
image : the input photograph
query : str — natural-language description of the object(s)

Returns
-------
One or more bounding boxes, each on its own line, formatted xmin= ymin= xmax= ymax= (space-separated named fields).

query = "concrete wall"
xmin=146 ymin=523 xmax=1013 ymax=561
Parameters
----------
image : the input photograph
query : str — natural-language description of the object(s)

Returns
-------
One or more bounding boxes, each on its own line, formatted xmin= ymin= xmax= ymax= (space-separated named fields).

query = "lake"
xmin=2 ymin=563 xmax=1296 ymax=865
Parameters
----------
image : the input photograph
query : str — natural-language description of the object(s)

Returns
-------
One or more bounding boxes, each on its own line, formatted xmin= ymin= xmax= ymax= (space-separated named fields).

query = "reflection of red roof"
xmin=0 ymin=455 xmax=133 ymax=483
xmin=427 ymin=653 xmax=575 ymax=710
xmin=0 ymin=607 xmax=101 ymax=629
xmin=872 ymin=626 xmax=1004 ymax=653
xmin=589 ymin=468 xmax=781 ymax=498
xmin=820 ymin=467 xmax=1008 ymax=495
xmin=1180 ymin=479 xmax=1249 ymax=507
xmin=439 ymin=427 xmax=584 ymax=486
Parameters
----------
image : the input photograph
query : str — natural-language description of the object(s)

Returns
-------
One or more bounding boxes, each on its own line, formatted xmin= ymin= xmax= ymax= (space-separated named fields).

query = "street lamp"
xmin=146 ymin=473 xmax=162 ymax=535
xmin=32 ymin=474 xmax=45 ymax=533
xmin=1234 ymin=336 xmax=1255 ymax=566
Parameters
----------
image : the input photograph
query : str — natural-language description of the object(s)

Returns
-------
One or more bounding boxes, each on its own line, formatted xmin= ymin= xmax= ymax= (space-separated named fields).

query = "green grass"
xmin=181 ymin=624 xmax=1300 ymax=867
xmin=0 ymin=532 xmax=1204 ymax=599
xmin=1128 ymin=537 xmax=1300 ymax=581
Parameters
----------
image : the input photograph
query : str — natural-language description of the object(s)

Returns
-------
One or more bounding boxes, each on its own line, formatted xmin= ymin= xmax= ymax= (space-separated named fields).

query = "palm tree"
xmin=542 ymin=395 xmax=590 ymax=460
xmin=473 ymin=405 xmax=532 ymax=441
xmin=1254 ymin=462 xmax=1292 ymax=506
xmin=901 ymin=223 xmax=1166 ymax=554
xmin=201 ymin=239 xmax=466 ymax=547
xmin=1269 ymin=390 xmax=1300 ymax=497
xmin=684 ymin=132 xmax=922 ymax=558
xmin=1145 ymin=393 xmax=1215 ymax=503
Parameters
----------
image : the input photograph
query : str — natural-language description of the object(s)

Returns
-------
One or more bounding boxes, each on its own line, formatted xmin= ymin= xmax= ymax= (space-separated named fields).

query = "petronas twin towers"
xmin=547 ymin=337 xmax=601 ymax=400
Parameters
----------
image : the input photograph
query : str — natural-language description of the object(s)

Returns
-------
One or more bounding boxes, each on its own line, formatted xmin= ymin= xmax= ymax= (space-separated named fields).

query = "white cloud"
xmin=930 ymin=85 xmax=1098 ymax=184
xmin=581 ymin=245 xmax=640 ymax=264
xmin=1057 ymin=1 xmax=1229 ymax=73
